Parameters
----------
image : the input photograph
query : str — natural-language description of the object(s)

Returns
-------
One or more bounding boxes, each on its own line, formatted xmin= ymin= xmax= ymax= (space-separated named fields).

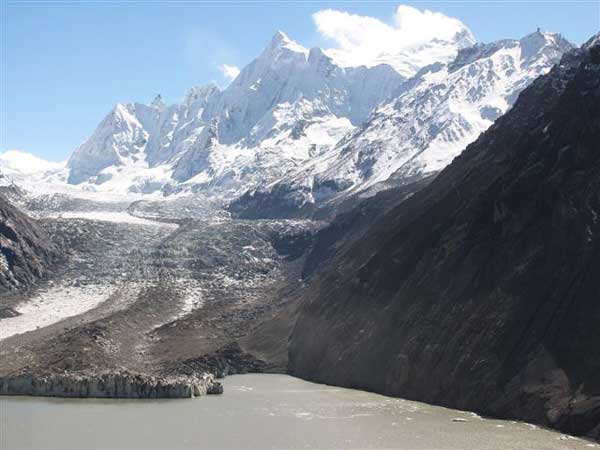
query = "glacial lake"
xmin=2 ymin=374 xmax=598 ymax=450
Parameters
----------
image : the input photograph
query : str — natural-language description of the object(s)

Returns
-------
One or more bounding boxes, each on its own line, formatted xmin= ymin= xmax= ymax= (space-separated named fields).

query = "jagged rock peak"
xmin=267 ymin=30 xmax=308 ymax=55
xmin=518 ymin=29 xmax=573 ymax=62
xmin=449 ymin=30 xmax=573 ymax=73
xmin=184 ymin=83 xmax=221 ymax=105
xmin=150 ymin=94 xmax=165 ymax=110
xmin=452 ymin=27 xmax=477 ymax=47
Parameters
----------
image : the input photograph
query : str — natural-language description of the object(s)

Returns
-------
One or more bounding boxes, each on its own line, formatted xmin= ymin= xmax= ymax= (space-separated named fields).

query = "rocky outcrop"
xmin=0 ymin=370 xmax=222 ymax=398
xmin=288 ymin=35 xmax=600 ymax=439
xmin=229 ymin=184 xmax=319 ymax=220
xmin=0 ymin=194 xmax=63 ymax=293
xmin=168 ymin=343 xmax=268 ymax=379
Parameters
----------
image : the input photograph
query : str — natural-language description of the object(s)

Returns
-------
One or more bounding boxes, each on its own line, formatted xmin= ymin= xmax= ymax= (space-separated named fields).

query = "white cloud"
xmin=0 ymin=150 xmax=64 ymax=175
xmin=312 ymin=5 xmax=474 ymax=76
xmin=219 ymin=64 xmax=241 ymax=81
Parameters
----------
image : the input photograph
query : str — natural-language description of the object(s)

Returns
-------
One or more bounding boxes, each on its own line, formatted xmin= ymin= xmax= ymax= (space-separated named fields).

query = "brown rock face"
xmin=0 ymin=194 xmax=63 ymax=293
xmin=289 ymin=36 xmax=600 ymax=439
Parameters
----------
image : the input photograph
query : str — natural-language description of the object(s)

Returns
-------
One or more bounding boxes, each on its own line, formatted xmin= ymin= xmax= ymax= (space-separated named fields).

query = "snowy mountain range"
xmin=232 ymin=30 xmax=573 ymax=217
xmin=4 ymin=28 xmax=573 ymax=214
xmin=60 ymin=29 xmax=479 ymax=196
xmin=64 ymin=31 xmax=413 ymax=195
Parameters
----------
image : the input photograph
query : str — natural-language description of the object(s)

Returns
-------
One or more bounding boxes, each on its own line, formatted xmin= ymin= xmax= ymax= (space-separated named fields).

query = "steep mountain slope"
xmin=288 ymin=35 xmax=600 ymax=439
xmin=301 ymin=174 xmax=436 ymax=279
xmin=0 ymin=195 xmax=63 ymax=294
xmin=232 ymin=31 xmax=573 ymax=219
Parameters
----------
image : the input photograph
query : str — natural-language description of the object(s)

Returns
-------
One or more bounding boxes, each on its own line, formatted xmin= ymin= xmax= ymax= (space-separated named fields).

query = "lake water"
xmin=2 ymin=374 xmax=598 ymax=449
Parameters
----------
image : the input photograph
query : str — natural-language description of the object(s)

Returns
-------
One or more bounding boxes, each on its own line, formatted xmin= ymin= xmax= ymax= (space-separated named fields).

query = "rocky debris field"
xmin=0 ymin=197 xmax=320 ymax=397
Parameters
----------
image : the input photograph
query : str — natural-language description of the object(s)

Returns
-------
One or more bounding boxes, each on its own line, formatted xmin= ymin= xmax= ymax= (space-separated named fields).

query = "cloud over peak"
xmin=313 ymin=4 xmax=475 ymax=77
xmin=219 ymin=64 xmax=241 ymax=81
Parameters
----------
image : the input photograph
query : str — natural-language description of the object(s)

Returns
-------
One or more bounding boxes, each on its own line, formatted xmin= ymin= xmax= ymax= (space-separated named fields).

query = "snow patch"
xmin=0 ymin=284 xmax=114 ymax=341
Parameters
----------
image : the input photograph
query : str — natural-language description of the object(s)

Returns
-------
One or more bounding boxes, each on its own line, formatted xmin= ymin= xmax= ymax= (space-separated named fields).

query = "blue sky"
xmin=3 ymin=1 xmax=599 ymax=161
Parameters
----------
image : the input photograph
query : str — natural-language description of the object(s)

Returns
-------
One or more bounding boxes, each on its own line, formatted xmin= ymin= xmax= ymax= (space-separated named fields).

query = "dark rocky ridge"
xmin=0 ymin=194 xmax=63 ymax=293
xmin=288 ymin=36 xmax=600 ymax=439
xmin=229 ymin=183 xmax=322 ymax=220
xmin=228 ymin=172 xmax=433 ymax=222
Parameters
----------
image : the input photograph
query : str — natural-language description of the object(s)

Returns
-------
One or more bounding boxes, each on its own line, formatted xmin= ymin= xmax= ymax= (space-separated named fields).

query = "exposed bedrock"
xmin=0 ymin=194 xmax=64 ymax=293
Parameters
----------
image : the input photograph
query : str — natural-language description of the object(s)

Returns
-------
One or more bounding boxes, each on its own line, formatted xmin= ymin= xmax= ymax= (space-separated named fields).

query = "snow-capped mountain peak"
xmin=267 ymin=30 xmax=309 ymax=57
xmin=111 ymin=103 xmax=144 ymax=130
xmin=453 ymin=28 xmax=478 ymax=48
xmin=67 ymin=102 xmax=149 ymax=184
xmin=449 ymin=30 xmax=570 ymax=75
xmin=519 ymin=29 xmax=573 ymax=68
